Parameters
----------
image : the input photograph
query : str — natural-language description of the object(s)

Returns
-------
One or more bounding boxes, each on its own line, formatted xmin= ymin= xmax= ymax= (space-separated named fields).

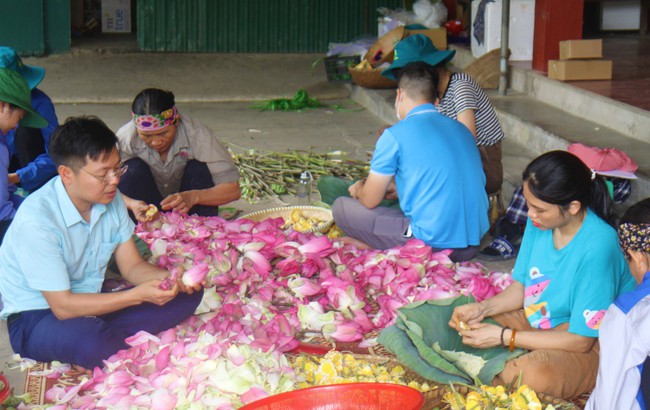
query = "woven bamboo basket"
xmin=365 ymin=26 xmax=407 ymax=67
xmin=348 ymin=66 xmax=397 ymax=89
xmin=239 ymin=206 xmax=333 ymax=234
xmin=463 ymin=48 xmax=511 ymax=89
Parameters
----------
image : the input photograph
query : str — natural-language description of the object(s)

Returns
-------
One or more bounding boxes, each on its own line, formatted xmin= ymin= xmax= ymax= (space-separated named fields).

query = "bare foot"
xmin=337 ymin=236 xmax=372 ymax=250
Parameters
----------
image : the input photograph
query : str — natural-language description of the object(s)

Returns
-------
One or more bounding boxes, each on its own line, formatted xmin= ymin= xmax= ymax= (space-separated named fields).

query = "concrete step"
xmin=509 ymin=64 xmax=650 ymax=145
xmin=489 ymin=91 xmax=650 ymax=205
xmin=351 ymin=45 xmax=650 ymax=205
xmin=451 ymin=44 xmax=650 ymax=145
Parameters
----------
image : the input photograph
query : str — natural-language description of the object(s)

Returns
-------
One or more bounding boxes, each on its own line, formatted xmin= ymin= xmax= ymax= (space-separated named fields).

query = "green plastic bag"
xmin=377 ymin=296 xmax=526 ymax=385
xmin=316 ymin=175 xmax=400 ymax=209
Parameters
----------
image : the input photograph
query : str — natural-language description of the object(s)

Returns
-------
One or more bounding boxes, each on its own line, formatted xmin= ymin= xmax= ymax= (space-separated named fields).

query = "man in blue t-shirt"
xmin=0 ymin=46 xmax=59 ymax=192
xmin=332 ymin=62 xmax=489 ymax=262
xmin=0 ymin=117 xmax=203 ymax=370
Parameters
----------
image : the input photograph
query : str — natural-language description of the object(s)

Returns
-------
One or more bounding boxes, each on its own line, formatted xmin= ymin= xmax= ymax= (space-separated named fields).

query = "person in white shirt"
xmin=586 ymin=198 xmax=650 ymax=410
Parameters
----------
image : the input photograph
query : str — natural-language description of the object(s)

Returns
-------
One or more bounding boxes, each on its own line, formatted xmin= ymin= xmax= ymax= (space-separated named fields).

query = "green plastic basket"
xmin=324 ymin=55 xmax=361 ymax=83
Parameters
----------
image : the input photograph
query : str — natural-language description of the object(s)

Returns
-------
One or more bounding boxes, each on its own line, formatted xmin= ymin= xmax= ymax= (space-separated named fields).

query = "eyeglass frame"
xmin=79 ymin=162 xmax=129 ymax=185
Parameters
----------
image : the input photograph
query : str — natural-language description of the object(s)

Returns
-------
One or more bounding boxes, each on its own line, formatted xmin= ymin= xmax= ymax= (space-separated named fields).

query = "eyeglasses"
xmin=80 ymin=163 xmax=129 ymax=185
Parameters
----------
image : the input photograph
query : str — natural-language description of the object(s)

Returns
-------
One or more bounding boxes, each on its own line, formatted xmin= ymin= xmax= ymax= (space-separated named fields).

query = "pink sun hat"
xmin=568 ymin=143 xmax=638 ymax=179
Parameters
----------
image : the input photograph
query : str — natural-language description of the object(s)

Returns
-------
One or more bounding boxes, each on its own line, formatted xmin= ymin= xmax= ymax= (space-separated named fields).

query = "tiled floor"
xmin=574 ymin=34 xmax=650 ymax=111
xmin=513 ymin=33 xmax=650 ymax=112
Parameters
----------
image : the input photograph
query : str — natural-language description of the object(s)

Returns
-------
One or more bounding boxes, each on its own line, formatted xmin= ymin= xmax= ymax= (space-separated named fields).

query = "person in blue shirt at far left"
xmin=0 ymin=46 xmax=59 ymax=193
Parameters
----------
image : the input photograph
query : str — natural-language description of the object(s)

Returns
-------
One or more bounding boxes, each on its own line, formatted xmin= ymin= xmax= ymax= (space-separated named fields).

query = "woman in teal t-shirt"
xmin=449 ymin=150 xmax=635 ymax=400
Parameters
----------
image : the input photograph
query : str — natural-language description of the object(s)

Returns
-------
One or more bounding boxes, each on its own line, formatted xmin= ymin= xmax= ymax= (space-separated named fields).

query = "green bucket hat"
xmin=381 ymin=34 xmax=456 ymax=80
xmin=0 ymin=68 xmax=48 ymax=129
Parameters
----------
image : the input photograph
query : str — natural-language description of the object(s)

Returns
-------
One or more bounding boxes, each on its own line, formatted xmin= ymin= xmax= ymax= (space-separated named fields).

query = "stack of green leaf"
xmin=378 ymin=296 xmax=526 ymax=386
xmin=250 ymin=89 xmax=324 ymax=112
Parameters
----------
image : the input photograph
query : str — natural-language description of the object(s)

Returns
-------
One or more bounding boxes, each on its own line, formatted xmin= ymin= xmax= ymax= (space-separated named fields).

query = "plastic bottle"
xmin=296 ymin=171 xmax=313 ymax=205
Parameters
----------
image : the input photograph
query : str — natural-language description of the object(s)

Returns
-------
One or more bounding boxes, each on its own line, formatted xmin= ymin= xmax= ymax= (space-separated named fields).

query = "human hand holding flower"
xmin=135 ymin=279 xmax=179 ymax=305
xmin=458 ymin=322 xmax=503 ymax=349
xmin=176 ymin=273 xmax=206 ymax=294
xmin=130 ymin=200 xmax=158 ymax=223
xmin=449 ymin=302 xmax=486 ymax=331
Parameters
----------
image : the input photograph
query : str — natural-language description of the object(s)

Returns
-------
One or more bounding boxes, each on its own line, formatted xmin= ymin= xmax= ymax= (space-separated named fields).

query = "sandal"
xmin=477 ymin=235 xmax=518 ymax=261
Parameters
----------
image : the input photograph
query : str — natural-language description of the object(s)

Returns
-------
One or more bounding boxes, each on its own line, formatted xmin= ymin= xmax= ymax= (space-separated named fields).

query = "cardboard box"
xmin=548 ymin=59 xmax=613 ymax=81
xmin=101 ymin=0 xmax=131 ymax=33
xmin=559 ymin=39 xmax=603 ymax=60
xmin=406 ymin=28 xmax=448 ymax=50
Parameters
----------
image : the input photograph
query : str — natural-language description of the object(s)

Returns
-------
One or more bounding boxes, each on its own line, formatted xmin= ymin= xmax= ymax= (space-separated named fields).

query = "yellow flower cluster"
xmin=326 ymin=224 xmax=343 ymax=239
xmin=144 ymin=204 xmax=159 ymax=222
xmin=291 ymin=351 xmax=434 ymax=393
xmin=443 ymin=384 xmax=557 ymax=410
xmin=286 ymin=209 xmax=324 ymax=232
xmin=354 ymin=60 xmax=374 ymax=70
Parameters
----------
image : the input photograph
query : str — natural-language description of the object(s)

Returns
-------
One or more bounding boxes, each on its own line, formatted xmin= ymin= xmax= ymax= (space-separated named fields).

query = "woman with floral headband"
xmin=587 ymin=198 xmax=650 ymax=410
xmin=117 ymin=88 xmax=240 ymax=221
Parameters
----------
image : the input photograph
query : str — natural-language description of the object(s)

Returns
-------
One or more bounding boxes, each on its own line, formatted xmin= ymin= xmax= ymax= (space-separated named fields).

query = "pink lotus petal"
xmin=155 ymin=345 xmax=171 ymax=370
xmin=226 ymin=345 xmax=246 ymax=366
xmin=182 ymin=263 xmax=210 ymax=287
xmin=125 ymin=331 xmax=160 ymax=347
xmin=287 ymin=277 xmax=322 ymax=299
xmin=358 ymin=337 xmax=378 ymax=349
xmin=322 ymin=322 xmax=363 ymax=342
xmin=298 ymin=236 xmax=333 ymax=256
xmin=241 ymin=250 xmax=272 ymax=275
xmin=45 ymin=386 xmax=68 ymax=403
xmin=275 ymin=258 xmax=302 ymax=276
xmin=413 ymin=287 xmax=459 ymax=301
xmin=158 ymin=328 xmax=177 ymax=345
xmin=350 ymin=309 xmax=375 ymax=332
xmin=151 ymin=388 xmax=178 ymax=410
xmin=466 ymin=275 xmax=498 ymax=302
xmin=241 ymin=386 xmax=270 ymax=404
xmin=106 ymin=370 xmax=134 ymax=387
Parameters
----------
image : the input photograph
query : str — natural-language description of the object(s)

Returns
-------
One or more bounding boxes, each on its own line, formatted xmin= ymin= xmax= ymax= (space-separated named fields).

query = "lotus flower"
xmin=322 ymin=321 xmax=363 ymax=342
xmin=297 ymin=302 xmax=335 ymax=331
xmin=287 ymin=277 xmax=322 ymax=299
xmin=327 ymin=284 xmax=366 ymax=316
xmin=275 ymin=258 xmax=302 ymax=276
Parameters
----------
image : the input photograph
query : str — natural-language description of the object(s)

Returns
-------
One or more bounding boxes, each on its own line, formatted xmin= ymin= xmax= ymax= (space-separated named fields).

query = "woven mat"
xmin=294 ymin=328 xmax=395 ymax=357
xmin=24 ymin=362 xmax=87 ymax=406
xmin=23 ymin=355 xmax=587 ymax=409
xmin=21 ymin=327 xmax=588 ymax=409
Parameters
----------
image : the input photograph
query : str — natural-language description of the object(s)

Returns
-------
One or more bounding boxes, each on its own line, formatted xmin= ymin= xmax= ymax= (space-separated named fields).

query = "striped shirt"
xmin=437 ymin=72 xmax=504 ymax=146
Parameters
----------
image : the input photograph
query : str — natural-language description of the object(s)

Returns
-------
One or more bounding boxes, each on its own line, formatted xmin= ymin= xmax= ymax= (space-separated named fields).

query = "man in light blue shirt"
xmin=0 ymin=116 xmax=203 ymax=369
xmin=332 ymin=62 xmax=489 ymax=261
